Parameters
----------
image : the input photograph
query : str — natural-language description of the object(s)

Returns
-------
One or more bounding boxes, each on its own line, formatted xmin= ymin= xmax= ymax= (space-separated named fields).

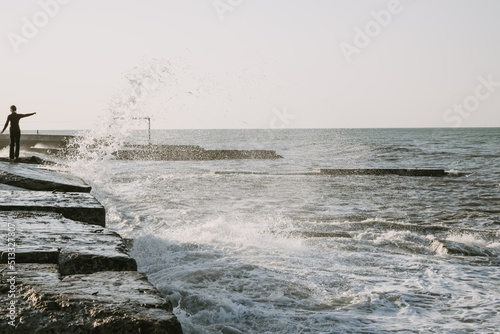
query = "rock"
xmin=0 ymin=159 xmax=184 ymax=333
xmin=0 ymin=161 xmax=91 ymax=192
xmin=58 ymin=251 xmax=137 ymax=276
xmin=0 ymin=264 xmax=183 ymax=334
xmin=0 ymin=211 xmax=134 ymax=272
xmin=0 ymin=191 xmax=105 ymax=226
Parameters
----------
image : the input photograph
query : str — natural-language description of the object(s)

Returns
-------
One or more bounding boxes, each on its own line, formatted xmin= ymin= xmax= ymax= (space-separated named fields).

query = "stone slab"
xmin=113 ymin=145 xmax=283 ymax=160
xmin=214 ymin=169 xmax=453 ymax=177
xmin=0 ymin=264 xmax=183 ymax=334
xmin=202 ymin=149 xmax=283 ymax=160
xmin=214 ymin=171 xmax=318 ymax=176
xmin=0 ymin=161 xmax=91 ymax=192
xmin=58 ymin=250 xmax=137 ymax=276
xmin=318 ymin=168 xmax=448 ymax=177
xmin=0 ymin=211 xmax=134 ymax=274
xmin=0 ymin=191 xmax=105 ymax=226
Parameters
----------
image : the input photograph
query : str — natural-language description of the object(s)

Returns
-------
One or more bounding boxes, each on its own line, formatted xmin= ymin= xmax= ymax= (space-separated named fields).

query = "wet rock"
xmin=0 ymin=191 xmax=105 ymax=226
xmin=0 ymin=159 xmax=184 ymax=333
xmin=0 ymin=161 xmax=91 ymax=192
xmin=58 ymin=251 xmax=137 ymax=276
xmin=0 ymin=211 xmax=135 ymax=272
xmin=0 ymin=264 xmax=183 ymax=334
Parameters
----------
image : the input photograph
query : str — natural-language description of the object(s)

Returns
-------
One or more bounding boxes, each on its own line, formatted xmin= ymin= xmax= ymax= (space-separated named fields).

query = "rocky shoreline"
xmin=0 ymin=158 xmax=183 ymax=333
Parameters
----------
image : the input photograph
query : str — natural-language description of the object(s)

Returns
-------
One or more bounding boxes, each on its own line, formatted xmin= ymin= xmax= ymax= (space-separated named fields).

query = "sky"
xmin=1 ymin=0 xmax=499 ymax=130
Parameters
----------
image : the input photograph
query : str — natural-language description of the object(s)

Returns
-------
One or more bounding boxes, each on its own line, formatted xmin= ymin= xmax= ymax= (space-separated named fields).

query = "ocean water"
xmin=60 ymin=127 xmax=500 ymax=334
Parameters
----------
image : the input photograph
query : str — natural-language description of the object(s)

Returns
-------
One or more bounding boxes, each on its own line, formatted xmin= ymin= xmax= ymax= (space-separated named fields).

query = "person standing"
xmin=1 ymin=105 xmax=36 ymax=160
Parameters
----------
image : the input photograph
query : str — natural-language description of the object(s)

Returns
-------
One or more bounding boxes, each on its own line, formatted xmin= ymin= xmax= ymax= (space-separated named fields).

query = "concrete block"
xmin=0 ymin=212 xmax=131 ymax=272
xmin=0 ymin=161 xmax=91 ymax=192
xmin=0 ymin=191 xmax=105 ymax=226
xmin=0 ymin=264 xmax=183 ymax=333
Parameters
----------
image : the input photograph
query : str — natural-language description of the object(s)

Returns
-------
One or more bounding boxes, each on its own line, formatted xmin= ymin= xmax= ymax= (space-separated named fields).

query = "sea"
xmin=42 ymin=127 xmax=500 ymax=333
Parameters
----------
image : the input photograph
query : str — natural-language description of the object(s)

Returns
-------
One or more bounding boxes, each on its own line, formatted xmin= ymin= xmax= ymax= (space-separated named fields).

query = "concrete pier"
xmin=0 ymin=157 xmax=183 ymax=333
xmin=0 ymin=134 xmax=283 ymax=161
xmin=111 ymin=145 xmax=283 ymax=160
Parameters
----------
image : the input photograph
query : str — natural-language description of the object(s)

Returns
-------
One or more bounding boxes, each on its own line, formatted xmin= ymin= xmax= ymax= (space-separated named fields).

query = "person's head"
xmin=10 ymin=105 xmax=16 ymax=113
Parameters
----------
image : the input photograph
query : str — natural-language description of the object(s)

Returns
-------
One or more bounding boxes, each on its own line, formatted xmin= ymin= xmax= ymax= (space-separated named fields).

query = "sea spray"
xmin=63 ymin=56 xmax=221 ymax=172
xmin=63 ymin=59 xmax=172 ymax=189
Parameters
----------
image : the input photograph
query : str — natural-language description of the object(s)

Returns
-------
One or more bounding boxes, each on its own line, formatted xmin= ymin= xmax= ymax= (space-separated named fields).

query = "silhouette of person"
xmin=1 ymin=105 xmax=36 ymax=160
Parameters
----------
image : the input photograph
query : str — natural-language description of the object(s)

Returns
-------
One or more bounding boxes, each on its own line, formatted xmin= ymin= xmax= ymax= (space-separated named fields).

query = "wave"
xmin=274 ymin=219 xmax=500 ymax=260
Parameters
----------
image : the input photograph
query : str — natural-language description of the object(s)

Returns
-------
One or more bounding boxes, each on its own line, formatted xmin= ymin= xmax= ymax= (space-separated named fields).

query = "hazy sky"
xmin=1 ymin=0 xmax=499 ymax=130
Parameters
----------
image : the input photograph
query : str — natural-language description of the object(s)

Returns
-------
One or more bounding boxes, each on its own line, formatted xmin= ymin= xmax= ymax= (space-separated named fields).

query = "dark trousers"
xmin=10 ymin=131 xmax=21 ymax=159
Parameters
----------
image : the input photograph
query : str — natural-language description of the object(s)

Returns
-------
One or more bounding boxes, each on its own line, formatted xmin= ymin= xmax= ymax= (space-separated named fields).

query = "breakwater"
xmin=113 ymin=145 xmax=282 ymax=160
xmin=0 ymin=134 xmax=283 ymax=161
xmin=215 ymin=168 xmax=459 ymax=177
xmin=0 ymin=158 xmax=183 ymax=333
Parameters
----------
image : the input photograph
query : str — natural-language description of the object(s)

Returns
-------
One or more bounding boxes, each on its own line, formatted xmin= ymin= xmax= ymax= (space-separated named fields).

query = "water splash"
xmin=62 ymin=59 xmax=173 ymax=188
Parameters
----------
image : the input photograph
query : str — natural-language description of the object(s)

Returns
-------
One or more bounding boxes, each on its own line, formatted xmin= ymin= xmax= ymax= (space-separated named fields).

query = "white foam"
xmin=445 ymin=169 xmax=461 ymax=175
xmin=447 ymin=234 xmax=487 ymax=247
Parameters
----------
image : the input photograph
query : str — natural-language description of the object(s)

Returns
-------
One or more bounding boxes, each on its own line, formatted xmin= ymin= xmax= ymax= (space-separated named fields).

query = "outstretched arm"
xmin=1 ymin=117 xmax=9 ymax=134
xmin=20 ymin=112 xmax=36 ymax=118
